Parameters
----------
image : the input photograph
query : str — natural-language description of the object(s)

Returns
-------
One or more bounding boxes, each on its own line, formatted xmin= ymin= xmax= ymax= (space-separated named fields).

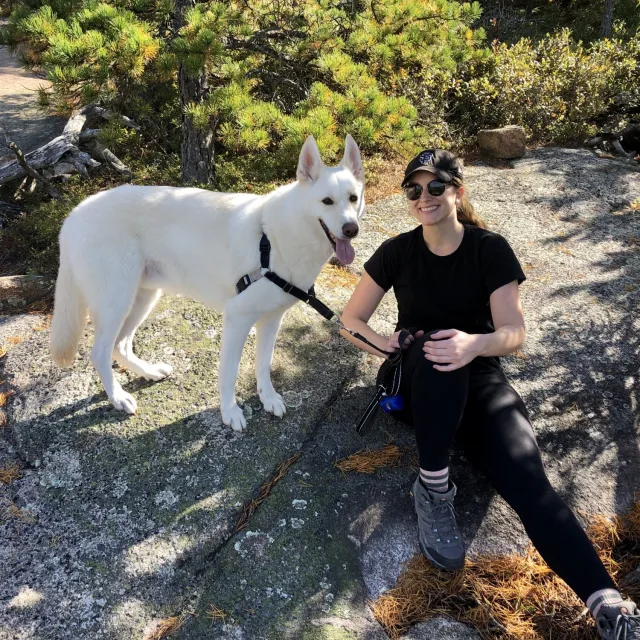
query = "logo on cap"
xmin=418 ymin=151 xmax=435 ymax=166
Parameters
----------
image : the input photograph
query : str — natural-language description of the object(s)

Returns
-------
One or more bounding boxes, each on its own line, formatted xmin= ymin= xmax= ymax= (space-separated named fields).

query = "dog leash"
xmin=264 ymin=270 xmax=402 ymax=361
xmin=236 ymin=233 xmax=401 ymax=362
xmin=237 ymin=233 xmax=410 ymax=435
xmin=264 ymin=269 xmax=409 ymax=436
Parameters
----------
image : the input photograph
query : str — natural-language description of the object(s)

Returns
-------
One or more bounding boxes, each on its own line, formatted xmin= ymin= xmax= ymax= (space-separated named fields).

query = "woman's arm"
xmin=476 ymin=280 xmax=525 ymax=357
xmin=423 ymin=280 xmax=525 ymax=371
xmin=339 ymin=272 xmax=393 ymax=358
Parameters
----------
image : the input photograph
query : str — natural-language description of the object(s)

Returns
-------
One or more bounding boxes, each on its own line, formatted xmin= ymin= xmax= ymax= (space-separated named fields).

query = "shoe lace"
xmin=429 ymin=497 xmax=459 ymax=545
xmin=612 ymin=612 xmax=640 ymax=640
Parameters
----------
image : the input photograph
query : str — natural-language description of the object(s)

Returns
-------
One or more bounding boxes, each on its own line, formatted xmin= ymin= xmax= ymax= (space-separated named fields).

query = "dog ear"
xmin=297 ymin=135 xmax=324 ymax=183
xmin=340 ymin=134 xmax=364 ymax=182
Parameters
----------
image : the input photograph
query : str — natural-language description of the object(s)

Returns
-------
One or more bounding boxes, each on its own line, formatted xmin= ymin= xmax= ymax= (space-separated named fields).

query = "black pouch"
xmin=355 ymin=328 xmax=414 ymax=436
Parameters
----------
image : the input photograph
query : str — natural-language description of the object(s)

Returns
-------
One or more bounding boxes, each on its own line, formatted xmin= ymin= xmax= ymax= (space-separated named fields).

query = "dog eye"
xmin=322 ymin=197 xmax=334 ymax=205
xmin=349 ymin=194 xmax=358 ymax=203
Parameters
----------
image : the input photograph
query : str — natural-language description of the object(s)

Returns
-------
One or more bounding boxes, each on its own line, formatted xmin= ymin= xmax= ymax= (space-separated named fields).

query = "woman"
xmin=340 ymin=149 xmax=639 ymax=639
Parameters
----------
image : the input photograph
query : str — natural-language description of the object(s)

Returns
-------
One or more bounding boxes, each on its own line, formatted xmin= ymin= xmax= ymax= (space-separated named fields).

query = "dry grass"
xmin=235 ymin=451 xmax=302 ymax=533
xmin=206 ymin=603 xmax=228 ymax=623
xmin=33 ymin=315 xmax=52 ymax=332
xmin=0 ymin=390 xmax=15 ymax=408
xmin=335 ymin=444 xmax=408 ymax=474
xmin=371 ymin=497 xmax=640 ymax=640
xmin=0 ymin=335 xmax=24 ymax=359
xmin=365 ymin=157 xmax=407 ymax=204
xmin=145 ymin=614 xmax=187 ymax=640
xmin=0 ymin=463 xmax=22 ymax=484
xmin=3 ymin=502 xmax=35 ymax=523
xmin=317 ymin=262 xmax=360 ymax=290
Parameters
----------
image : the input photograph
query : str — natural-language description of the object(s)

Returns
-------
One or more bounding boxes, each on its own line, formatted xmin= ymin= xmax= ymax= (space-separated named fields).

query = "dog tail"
xmin=50 ymin=250 xmax=87 ymax=368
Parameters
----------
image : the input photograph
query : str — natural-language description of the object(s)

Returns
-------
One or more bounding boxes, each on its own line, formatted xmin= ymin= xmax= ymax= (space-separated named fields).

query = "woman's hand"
xmin=423 ymin=329 xmax=480 ymax=371
xmin=387 ymin=329 xmax=424 ymax=353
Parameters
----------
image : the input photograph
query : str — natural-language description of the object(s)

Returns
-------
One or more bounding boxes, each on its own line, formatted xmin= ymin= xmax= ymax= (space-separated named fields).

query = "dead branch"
xmin=92 ymin=107 xmax=140 ymax=130
xmin=86 ymin=141 xmax=131 ymax=176
xmin=1 ymin=129 xmax=59 ymax=198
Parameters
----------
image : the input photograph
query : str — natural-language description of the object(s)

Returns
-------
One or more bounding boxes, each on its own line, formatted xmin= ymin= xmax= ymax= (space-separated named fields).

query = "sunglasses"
xmin=403 ymin=179 xmax=450 ymax=200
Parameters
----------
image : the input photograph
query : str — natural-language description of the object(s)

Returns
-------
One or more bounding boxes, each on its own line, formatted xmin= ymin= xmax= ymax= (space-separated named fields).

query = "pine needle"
xmin=206 ymin=603 xmax=227 ymax=623
xmin=317 ymin=262 xmax=360 ymax=289
xmin=235 ymin=451 xmax=301 ymax=533
xmin=146 ymin=614 xmax=186 ymax=640
xmin=371 ymin=494 xmax=640 ymax=640
xmin=0 ymin=390 xmax=15 ymax=408
xmin=0 ymin=464 xmax=22 ymax=484
xmin=335 ymin=444 xmax=406 ymax=474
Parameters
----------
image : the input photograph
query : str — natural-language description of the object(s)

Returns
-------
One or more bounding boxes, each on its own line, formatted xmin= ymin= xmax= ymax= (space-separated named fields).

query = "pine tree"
xmin=1 ymin=0 xmax=486 ymax=184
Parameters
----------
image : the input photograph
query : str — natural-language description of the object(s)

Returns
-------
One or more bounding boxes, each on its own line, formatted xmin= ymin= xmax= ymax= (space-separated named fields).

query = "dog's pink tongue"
xmin=335 ymin=238 xmax=355 ymax=265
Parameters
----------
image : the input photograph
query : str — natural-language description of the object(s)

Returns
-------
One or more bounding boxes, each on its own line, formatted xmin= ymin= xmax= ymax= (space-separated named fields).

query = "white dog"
xmin=49 ymin=135 xmax=365 ymax=431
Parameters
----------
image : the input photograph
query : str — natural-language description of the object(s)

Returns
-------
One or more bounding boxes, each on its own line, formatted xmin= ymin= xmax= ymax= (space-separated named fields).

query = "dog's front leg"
xmin=255 ymin=307 xmax=287 ymax=417
xmin=218 ymin=311 xmax=254 ymax=432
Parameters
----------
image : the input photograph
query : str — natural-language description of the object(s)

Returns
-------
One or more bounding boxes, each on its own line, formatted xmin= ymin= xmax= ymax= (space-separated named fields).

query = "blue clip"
xmin=379 ymin=394 xmax=404 ymax=413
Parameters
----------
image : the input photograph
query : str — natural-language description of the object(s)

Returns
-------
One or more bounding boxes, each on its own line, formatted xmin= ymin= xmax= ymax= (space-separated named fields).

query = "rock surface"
xmin=0 ymin=148 xmax=639 ymax=639
xmin=478 ymin=125 xmax=527 ymax=159
xmin=0 ymin=275 xmax=53 ymax=312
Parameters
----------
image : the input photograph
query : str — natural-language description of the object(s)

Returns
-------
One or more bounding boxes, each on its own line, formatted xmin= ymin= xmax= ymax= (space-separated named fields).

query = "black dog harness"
xmin=236 ymin=232 xmax=408 ymax=436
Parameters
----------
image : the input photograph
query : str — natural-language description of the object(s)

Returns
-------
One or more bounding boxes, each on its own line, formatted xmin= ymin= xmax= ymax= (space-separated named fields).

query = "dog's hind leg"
xmin=218 ymin=310 xmax=255 ymax=432
xmin=113 ymin=288 xmax=172 ymax=381
xmin=82 ymin=262 xmax=142 ymax=414
xmin=255 ymin=308 xmax=287 ymax=418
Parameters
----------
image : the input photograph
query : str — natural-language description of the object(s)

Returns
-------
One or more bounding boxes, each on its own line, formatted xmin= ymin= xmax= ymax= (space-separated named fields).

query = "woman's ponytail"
xmin=456 ymin=193 xmax=487 ymax=229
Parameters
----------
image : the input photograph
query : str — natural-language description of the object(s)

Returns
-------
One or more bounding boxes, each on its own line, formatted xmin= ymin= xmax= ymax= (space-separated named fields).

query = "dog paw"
xmin=142 ymin=362 xmax=173 ymax=381
xmin=260 ymin=390 xmax=286 ymax=418
xmin=221 ymin=404 xmax=246 ymax=432
xmin=111 ymin=390 xmax=137 ymax=414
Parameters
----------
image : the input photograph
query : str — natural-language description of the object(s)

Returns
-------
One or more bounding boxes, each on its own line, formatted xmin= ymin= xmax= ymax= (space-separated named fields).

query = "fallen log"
xmin=0 ymin=103 xmax=106 ymax=186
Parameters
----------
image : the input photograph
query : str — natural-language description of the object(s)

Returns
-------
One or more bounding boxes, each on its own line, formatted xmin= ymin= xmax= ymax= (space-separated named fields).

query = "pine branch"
xmin=247 ymin=68 xmax=309 ymax=98
xmin=390 ymin=14 xmax=459 ymax=35
xmin=370 ymin=0 xmax=383 ymax=25
xmin=225 ymin=36 xmax=298 ymax=67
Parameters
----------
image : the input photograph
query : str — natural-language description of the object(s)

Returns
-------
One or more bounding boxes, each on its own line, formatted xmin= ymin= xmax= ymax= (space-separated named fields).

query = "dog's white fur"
xmin=50 ymin=135 xmax=365 ymax=431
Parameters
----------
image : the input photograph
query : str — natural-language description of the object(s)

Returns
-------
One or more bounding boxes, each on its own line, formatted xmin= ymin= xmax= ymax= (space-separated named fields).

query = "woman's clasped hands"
xmin=423 ymin=329 xmax=481 ymax=371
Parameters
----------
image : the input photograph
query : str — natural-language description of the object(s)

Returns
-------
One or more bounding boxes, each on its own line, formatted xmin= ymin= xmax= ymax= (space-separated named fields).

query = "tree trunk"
xmin=174 ymin=0 xmax=215 ymax=185
xmin=178 ymin=67 xmax=215 ymax=185
xmin=599 ymin=0 xmax=616 ymax=37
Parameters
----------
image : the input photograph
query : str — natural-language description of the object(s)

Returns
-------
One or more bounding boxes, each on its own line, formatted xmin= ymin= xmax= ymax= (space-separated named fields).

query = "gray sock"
xmin=419 ymin=467 xmax=449 ymax=493
xmin=587 ymin=589 xmax=636 ymax=619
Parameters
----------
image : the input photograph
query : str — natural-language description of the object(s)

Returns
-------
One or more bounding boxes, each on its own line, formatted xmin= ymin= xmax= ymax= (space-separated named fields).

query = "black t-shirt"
xmin=364 ymin=224 xmax=526 ymax=336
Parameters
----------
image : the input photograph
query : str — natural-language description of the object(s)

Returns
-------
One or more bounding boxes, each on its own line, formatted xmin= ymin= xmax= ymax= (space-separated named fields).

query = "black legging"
xmin=378 ymin=331 xmax=616 ymax=603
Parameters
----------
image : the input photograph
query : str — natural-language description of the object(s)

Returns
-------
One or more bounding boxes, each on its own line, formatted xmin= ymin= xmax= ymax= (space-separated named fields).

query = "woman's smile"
xmin=417 ymin=203 xmax=440 ymax=213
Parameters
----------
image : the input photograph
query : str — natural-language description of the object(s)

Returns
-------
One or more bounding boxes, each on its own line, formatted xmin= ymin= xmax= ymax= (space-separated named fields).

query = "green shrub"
xmin=451 ymin=28 xmax=640 ymax=144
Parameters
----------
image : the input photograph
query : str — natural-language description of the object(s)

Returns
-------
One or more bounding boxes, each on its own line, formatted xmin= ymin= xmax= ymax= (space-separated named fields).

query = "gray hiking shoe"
xmin=411 ymin=476 xmax=465 ymax=571
xmin=596 ymin=601 xmax=640 ymax=640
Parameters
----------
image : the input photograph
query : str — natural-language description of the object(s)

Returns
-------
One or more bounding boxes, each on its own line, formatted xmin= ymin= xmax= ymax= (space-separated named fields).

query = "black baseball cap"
xmin=401 ymin=149 xmax=463 ymax=187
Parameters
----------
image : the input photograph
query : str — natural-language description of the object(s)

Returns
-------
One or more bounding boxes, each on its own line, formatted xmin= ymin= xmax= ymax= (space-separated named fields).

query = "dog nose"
xmin=342 ymin=222 xmax=359 ymax=238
